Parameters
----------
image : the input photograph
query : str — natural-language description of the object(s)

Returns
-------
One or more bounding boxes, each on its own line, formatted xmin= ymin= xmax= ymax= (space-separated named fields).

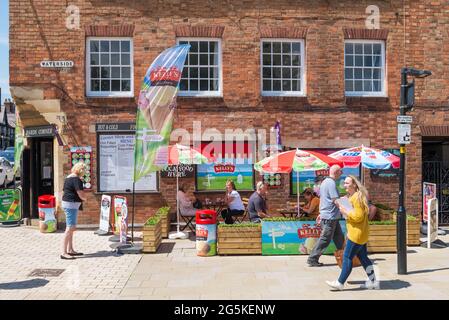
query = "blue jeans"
xmin=338 ymin=239 xmax=376 ymax=284
xmin=63 ymin=207 xmax=79 ymax=227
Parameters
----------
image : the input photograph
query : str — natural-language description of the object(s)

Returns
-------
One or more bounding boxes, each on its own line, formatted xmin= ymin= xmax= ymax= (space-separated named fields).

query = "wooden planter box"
xmin=367 ymin=224 xmax=397 ymax=253
xmin=143 ymin=219 xmax=162 ymax=253
xmin=158 ymin=213 xmax=170 ymax=239
xmin=218 ymin=226 xmax=262 ymax=255
xmin=407 ymin=219 xmax=421 ymax=246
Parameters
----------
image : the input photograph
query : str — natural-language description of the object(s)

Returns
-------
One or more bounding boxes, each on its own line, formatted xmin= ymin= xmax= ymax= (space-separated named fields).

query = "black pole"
xmin=397 ymin=68 xmax=408 ymax=275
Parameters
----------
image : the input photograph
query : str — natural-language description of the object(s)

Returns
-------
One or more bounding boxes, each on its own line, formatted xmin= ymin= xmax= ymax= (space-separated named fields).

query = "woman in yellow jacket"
xmin=326 ymin=175 xmax=379 ymax=290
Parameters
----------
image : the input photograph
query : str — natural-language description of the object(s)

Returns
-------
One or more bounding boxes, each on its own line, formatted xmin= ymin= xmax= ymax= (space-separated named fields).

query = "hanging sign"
xmin=160 ymin=164 xmax=194 ymax=178
xmin=99 ymin=195 xmax=111 ymax=233
xmin=70 ymin=147 xmax=92 ymax=189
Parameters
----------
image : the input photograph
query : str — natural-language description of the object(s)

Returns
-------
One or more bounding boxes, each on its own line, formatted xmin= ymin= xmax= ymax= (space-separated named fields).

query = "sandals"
xmin=60 ymin=254 xmax=75 ymax=260
xmin=68 ymin=252 xmax=84 ymax=256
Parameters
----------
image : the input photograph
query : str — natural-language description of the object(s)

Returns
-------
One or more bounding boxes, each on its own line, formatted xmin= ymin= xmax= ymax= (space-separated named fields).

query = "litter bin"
xmin=38 ymin=195 xmax=57 ymax=233
xmin=196 ymin=210 xmax=217 ymax=257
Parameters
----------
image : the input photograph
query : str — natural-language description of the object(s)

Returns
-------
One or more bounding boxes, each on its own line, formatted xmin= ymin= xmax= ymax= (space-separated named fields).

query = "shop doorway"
xmin=422 ymin=137 xmax=449 ymax=225
xmin=29 ymin=138 xmax=54 ymax=219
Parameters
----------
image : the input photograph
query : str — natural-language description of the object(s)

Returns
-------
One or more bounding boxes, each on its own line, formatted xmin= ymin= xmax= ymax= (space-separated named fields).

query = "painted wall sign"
xmin=160 ymin=164 xmax=194 ymax=178
xmin=40 ymin=61 xmax=74 ymax=68
xmin=24 ymin=125 xmax=55 ymax=138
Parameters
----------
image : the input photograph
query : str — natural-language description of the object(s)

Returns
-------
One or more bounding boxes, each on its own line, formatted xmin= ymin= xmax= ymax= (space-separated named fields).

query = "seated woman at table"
xmin=221 ymin=180 xmax=245 ymax=224
xmin=177 ymin=184 xmax=198 ymax=217
xmin=299 ymin=188 xmax=320 ymax=219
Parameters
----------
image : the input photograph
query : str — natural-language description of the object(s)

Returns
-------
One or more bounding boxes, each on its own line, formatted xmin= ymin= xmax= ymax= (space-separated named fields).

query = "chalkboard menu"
xmin=70 ymin=146 xmax=92 ymax=189
xmin=161 ymin=164 xmax=195 ymax=178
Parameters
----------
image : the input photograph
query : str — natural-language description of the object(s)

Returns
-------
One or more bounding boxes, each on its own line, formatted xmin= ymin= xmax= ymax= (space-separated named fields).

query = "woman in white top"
xmin=177 ymin=184 xmax=197 ymax=217
xmin=221 ymin=180 xmax=245 ymax=224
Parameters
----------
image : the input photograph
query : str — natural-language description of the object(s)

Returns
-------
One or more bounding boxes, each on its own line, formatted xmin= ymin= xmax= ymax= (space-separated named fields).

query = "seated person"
xmin=299 ymin=188 xmax=320 ymax=219
xmin=177 ymin=184 xmax=197 ymax=217
xmin=248 ymin=181 xmax=272 ymax=223
xmin=366 ymin=191 xmax=378 ymax=220
xmin=313 ymin=175 xmax=325 ymax=197
xmin=221 ymin=180 xmax=245 ymax=224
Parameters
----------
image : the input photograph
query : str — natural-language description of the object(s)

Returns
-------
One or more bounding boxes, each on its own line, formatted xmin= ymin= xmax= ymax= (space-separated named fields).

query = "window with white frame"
xmin=344 ymin=40 xmax=385 ymax=96
xmin=178 ymin=39 xmax=221 ymax=96
xmin=86 ymin=38 xmax=133 ymax=97
xmin=261 ymin=39 xmax=305 ymax=96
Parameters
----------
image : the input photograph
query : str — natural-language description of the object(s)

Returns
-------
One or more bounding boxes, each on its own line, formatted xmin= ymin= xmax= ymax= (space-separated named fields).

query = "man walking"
xmin=307 ymin=165 xmax=345 ymax=267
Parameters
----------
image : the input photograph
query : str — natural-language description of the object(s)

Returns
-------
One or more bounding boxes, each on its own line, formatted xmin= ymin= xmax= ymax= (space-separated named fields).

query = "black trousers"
xmin=221 ymin=209 xmax=245 ymax=224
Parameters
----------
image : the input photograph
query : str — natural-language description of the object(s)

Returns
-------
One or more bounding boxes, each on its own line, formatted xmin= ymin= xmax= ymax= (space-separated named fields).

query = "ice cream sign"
xmin=213 ymin=164 xmax=235 ymax=173
xmin=297 ymin=224 xmax=321 ymax=238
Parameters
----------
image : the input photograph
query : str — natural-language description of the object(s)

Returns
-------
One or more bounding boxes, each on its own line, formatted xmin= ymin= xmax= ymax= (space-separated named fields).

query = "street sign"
xmin=397 ymin=115 xmax=413 ymax=123
xmin=398 ymin=123 xmax=411 ymax=144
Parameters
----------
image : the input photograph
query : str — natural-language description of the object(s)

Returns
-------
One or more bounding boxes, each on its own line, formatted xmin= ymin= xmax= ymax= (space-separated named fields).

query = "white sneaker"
xmin=326 ymin=280 xmax=344 ymax=291
xmin=360 ymin=280 xmax=380 ymax=290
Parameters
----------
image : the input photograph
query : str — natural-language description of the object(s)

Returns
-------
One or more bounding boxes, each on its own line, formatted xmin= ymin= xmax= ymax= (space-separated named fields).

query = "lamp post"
xmin=397 ymin=67 xmax=431 ymax=275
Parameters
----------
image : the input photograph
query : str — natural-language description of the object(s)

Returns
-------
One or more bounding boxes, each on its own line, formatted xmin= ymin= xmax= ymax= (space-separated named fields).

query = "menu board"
xmin=70 ymin=147 xmax=92 ymax=189
xmin=98 ymin=134 xmax=157 ymax=192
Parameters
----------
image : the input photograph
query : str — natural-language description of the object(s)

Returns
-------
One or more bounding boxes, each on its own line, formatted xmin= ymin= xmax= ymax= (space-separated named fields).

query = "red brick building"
xmin=10 ymin=1 xmax=449 ymax=226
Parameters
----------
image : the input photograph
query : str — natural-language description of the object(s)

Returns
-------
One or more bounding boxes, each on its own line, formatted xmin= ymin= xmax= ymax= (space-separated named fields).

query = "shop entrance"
xmin=29 ymin=138 xmax=54 ymax=219
xmin=422 ymin=137 xmax=449 ymax=225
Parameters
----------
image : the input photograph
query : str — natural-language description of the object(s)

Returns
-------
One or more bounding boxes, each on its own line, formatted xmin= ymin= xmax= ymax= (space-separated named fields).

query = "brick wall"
xmin=10 ymin=0 xmax=449 ymax=223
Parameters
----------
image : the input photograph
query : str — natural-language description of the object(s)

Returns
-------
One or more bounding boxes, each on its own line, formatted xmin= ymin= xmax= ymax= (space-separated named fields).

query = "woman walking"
xmin=326 ymin=175 xmax=379 ymax=290
xmin=61 ymin=162 xmax=87 ymax=260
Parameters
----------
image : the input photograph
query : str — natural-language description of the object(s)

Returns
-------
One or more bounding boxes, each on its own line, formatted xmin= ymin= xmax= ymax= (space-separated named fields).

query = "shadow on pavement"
xmin=0 ymin=278 xmax=49 ymax=290
xmin=345 ymin=279 xmax=411 ymax=291
xmin=407 ymin=267 xmax=449 ymax=275
xmin=77 ymin=250 xmax=123 ymax=258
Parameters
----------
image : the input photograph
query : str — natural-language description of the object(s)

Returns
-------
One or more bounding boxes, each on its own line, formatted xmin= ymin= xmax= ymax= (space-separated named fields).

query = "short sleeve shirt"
xmin=228 ymin=190 xmax=245 ymax=211
xmin=248 ymin=191 xmax=267 ymax=221
xmin=318 ymin=177 xmax=341 ymax=220
xmin=62 ymin=176 xmax=84 ymax=203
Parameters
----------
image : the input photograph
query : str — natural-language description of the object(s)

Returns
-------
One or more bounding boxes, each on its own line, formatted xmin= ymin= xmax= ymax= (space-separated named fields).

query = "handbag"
xmin=334 ymin=240 xmax=362 ymax=269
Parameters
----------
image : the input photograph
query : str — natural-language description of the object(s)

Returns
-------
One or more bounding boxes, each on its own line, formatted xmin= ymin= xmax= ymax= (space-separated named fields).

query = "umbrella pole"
xmin=297 ymin=171 xmax=300 ymax=217
xmin=176 ymin=164 xmax=180 ymax=234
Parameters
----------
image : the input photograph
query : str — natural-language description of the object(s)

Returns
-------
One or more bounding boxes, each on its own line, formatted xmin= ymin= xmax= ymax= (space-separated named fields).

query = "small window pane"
xmin=121 ymin=80 xmax=131 ymax=91
xmin=355 ymin=44 xmax=363 ymax=54
xmin=373 ymin=44 xmax=381 ymax=55
xmin=180 ymin=79 xmax=188 ymax=91
xmin=91 ymin=80 xmax=100 ymax=91
xmin=101 ymin=80 xmax=110 ymax=91
xmin=111 ymin=67 xmax=120 ymax=78
xmin=373 ymin=69 xmax=381 ymax=79
xmin=364 ymin=44 xmax=372 ymax=54
xmin=91 ymin=67 xmax=100 ymax=78
xmin=263 ymin=54 xmax=271 ymax=65
xmin=209 ymin=42 xmax=218 ymax=53
xmin=373 ymin=55 xmax=381 ymax=67
xmin=200 ymin=54 xmax=208 ymax=65
xmin=190 ymin=67 xmax=198 ymax=78
xmin=292 ymin=80 xmax=300 ymax=91
xmin=90 ymin=41 xmax=99 ymax=53
xmin=273 ymin=80 xmax=281 ymax=91
xmin=292 ymin=42 xmax=301 ymax=54
xmin=121 ymin=41 xmax=130 ymax=52
xmin=111 ymin=54 xmax=120 ymax=65
xmin=100 ymin=41 xmax=110 ymax=52
xmin=355 ymin=55 xmax=363 ymax=66
xmin=273 ymin=55 xmax=281 ymax=66
xmin=345 ymin=43 xmax=353 ymax=54
xmin=182 ymin=68 xmax=188 ymax=78
xmin=122 ymin=67 xmax=131 ymax=78
xmin=354 ymin=80 xmax=363 ymax=91
xmin=345 ymin=80 xmax=354 ymax=91
xmin=263 ymin=42 xmax=271 ymax=53
xmin=282 ymin=55 xmax=291 ymax=66
xmin=200 ymin=80 xmax=209 ymax=90
xmin=101 ymin=67 xmax=110 ymax=78
xmin=111 ymin=80 xmax=121 ymax=91
xmin=111 ymin=41 xmax=120 ymax=52
xmin=364 ymin=69 xmax=372 ymax=79
xmin=90 ymin=54 xmax=99 ymax=65
xmin=345 ymin=55 xmax=353 ymax=67
xmin=210 ymin=80 xmax=219 ymax=91
xmin=190 ymin=41 xmax=199 ymax=52
xmin=273 ymin=67 xmax=281 ymax=79
xmin=282 ymin=68 xmax=291 ymax=78
xmin=282 ymin=80 xmax=291 ymax=91
xmin=263 ymin=67 xmax=271 ymax=78
xmin=101 ymin=54 xmax=109 ymax=65
xmin=210 ymin=54 xmax=218 ymax=65
xmin=121 ymin=54 xmax=130 ymax=65
xmin=282 ymin=42 xmax=291 ymax=54
xmin=210 ymin=67 xmax=219 ymax=78
xmin=190 ymin=79 xmax=198 ymax=91
xmin=373 ymin=80 xmax=381 ymax=91
xmin=354 ymin=68 xmax=362 ymax=79
xmin=345 ymin=68 xmax=353 ymax=79
xmin=292 ymin=55 xmax=300 ymax=66
xmin=364 ymin=80 xmax=372 ymax=91
xmin=364 ymin=56 xmax=372 ymax=67
xmin=199 ymin=42 xmax=208 ymax=52
xmin=189 ymin=54 xmax=198 ymax=65
xmin=273 ymin=42 xmax=281 ymax=53
xmin=200 ymin=67 xmax=208 ymax=78
xmin=263 ymin=80 xmax=272 ymax=91
xmin=292 ymin=68 xmax=300 ymax=79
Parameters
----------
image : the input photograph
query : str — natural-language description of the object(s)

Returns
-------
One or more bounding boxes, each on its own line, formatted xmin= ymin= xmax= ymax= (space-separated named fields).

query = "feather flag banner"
xmin=134 ymin=44 xmax=190 ymax=182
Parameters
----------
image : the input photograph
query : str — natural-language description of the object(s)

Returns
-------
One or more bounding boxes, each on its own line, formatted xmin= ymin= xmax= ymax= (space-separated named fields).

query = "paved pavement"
xmin=1 ymin=225 xmax=449 ymax=300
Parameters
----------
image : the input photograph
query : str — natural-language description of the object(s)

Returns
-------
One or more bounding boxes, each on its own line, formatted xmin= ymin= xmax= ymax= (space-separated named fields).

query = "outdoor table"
xmin=203 ymin=201 xmax=226 ymax=217
xmin=277 ymin=208 xmax=298 ymax=218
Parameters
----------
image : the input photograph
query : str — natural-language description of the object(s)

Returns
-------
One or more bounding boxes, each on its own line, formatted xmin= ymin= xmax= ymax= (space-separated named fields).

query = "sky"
xmin=0 ymin=0 xmax=10 ymax=102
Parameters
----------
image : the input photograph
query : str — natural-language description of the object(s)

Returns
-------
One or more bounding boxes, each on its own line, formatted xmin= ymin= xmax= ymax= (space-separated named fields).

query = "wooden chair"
xmin=233 ymin=197 xmax=249 ymax=223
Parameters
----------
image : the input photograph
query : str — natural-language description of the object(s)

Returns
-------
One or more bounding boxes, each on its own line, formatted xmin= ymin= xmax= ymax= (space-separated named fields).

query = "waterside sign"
xmin=40 ymin=61 xmax=74 ymax=68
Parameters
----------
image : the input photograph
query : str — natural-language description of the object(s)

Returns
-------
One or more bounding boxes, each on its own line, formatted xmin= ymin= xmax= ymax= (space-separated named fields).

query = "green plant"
xmin=374 ymin=203 xmax=394 ymax=210
xmin=368 ymin=220 xmax=396 ymax=225
xmin=156 ymin=206 xmax=170 ymax=216
xmin=218 ymin=222 xmax=260 ymax=228
xmin=144 ymin=215 xmax=161 ymax=226
xmin=406 ymin=215 xmax=418 ymax=221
